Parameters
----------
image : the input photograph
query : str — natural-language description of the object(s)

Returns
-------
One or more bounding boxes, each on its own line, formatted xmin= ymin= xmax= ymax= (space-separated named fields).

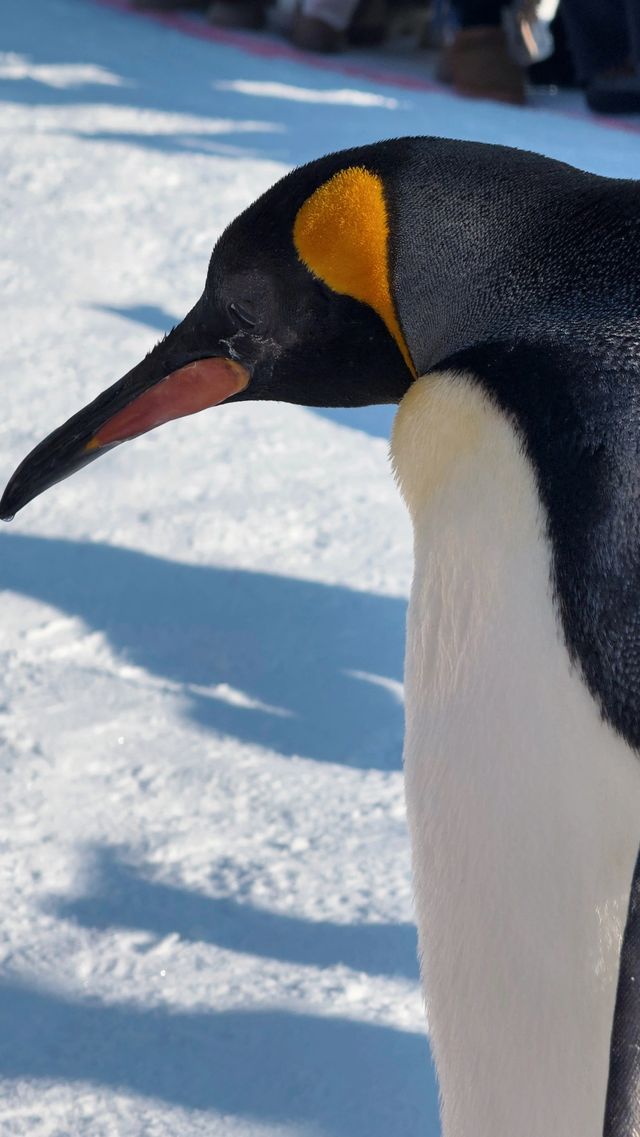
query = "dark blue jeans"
xmin=561 ymin=0 xmax=637 ymax=81
xmin=449 ymin=0 xmax=502 ymax=27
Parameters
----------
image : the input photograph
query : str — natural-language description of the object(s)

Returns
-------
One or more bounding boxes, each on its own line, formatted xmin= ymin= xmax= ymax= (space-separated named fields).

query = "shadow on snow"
xmin=0 ymin=1 xmax=404 ymax=165
xmin=0 ymin=974 xmax=439 ymax=1134
xmin=52 ymin=844 xmax=419 ymax=980
xmin=0 ymin=532 xmax=405 ymax=768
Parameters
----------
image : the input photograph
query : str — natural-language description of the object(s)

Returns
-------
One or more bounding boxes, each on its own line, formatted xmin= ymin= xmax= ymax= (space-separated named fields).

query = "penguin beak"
xmin=0 ymin=301 xmax=249 ymax=521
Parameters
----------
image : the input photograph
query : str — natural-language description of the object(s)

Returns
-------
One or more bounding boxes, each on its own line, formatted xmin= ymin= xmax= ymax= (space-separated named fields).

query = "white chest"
xmin=391 ymin=373 xmax=640 ymax=1137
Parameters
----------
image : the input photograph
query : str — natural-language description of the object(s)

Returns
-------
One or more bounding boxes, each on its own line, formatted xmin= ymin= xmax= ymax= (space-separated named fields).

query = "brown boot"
xmin=442 ymin=26 xmax=526 ymax=106
xmin=206 ymin=0 xmax=266 ymax=29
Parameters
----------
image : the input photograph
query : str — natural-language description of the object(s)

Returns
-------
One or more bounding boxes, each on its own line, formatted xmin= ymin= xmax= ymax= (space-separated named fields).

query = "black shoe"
xmin=587 ymin=74 xmax=640 ymax=114
xmin=290 ymin=12 xmax=344 ymax=52
xmin=207 ymin=0 xmax=266 ymax=29
xmin=132 ymin=0 xmax=207 ymax=9
xmin=347 ymin=0 xmax=388 ymax=47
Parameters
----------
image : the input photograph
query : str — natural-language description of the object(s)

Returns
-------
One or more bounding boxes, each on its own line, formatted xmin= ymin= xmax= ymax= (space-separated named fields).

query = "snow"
xmin=0 ymin=1 xmax=638 ymax=1133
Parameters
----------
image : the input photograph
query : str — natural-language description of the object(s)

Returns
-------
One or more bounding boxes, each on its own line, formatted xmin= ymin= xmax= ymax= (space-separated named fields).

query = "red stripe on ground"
xmin=93 ymin=0 xmax=442 ymax=90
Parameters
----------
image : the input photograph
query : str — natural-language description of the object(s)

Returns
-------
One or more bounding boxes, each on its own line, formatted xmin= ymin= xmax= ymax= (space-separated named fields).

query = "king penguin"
xmin=2 ymin=136 xmax=640 ymax=1137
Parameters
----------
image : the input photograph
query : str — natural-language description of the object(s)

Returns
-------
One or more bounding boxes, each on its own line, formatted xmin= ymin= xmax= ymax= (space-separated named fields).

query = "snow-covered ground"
xmin=1 ymin=2 xmax=639 ymax=1133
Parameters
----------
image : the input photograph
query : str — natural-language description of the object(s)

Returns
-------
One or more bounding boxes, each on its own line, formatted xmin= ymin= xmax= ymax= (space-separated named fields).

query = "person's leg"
xmin=561 ymin=0 xmax=640 ymax=113
xmin=291 ymin=0 xmax=386 ymax=53
xmin=290 ymin=0 xmax=354 ymax=50
xmin=300 ymin=0 xmax=359 ymax=31
xmin=451 ymin=0 xmax=502 ymax=27
xmin=207 ymin=0 xmax=266 ymax=29
xmin=561 ymin=0 xmax=629 ymax=82
xmin=624 ymin=0 xmax=640 ymax=67
xmin=132 ymin=0 xmax=206 ymax=11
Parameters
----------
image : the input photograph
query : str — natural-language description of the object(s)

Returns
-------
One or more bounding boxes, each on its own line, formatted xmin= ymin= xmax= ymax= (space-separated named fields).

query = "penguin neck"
xmin=389 ymin=142 xmax=639 ymax=373
xmin=391 ymin=371 xmax=640 ymax=1137
xmin=438 ymin=336 xmax=640 ymax=753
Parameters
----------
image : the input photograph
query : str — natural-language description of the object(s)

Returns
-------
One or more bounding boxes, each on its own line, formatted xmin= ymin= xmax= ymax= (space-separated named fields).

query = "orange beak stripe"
xmin=86 ymin=357 xmax=249 ymax=451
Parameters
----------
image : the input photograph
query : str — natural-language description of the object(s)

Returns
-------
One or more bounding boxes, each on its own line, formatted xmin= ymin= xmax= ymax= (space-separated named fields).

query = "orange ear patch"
xmin=293 ymin=167 xmax=415 ymax=375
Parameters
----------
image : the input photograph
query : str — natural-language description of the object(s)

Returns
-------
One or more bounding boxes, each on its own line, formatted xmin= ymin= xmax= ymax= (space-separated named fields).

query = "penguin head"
xmin=0 ymin=149 xmax=416 ymax=519
xmin=209 ymin=161 xmax=416 ymax=406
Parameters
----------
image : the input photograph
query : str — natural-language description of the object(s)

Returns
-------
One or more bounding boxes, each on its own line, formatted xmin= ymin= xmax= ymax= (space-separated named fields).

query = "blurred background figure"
xmin=290 ymin=0 xmax=386 ymax=53
xmin=561 ymin=0 xmax=640 ymax=113
xmin=128 ymin=0 xmax=640 ymax=117
xmin=205 ymin=0 xmax=388 ymax=46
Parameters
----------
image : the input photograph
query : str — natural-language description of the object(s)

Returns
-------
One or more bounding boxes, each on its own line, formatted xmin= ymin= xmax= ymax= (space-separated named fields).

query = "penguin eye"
xmin=228 ymin=301 xmax=257 ymax=329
